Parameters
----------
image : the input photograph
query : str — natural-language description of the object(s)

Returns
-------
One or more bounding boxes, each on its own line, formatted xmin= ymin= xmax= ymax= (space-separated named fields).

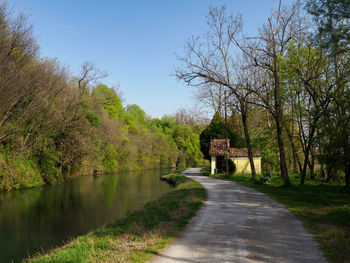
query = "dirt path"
xmin=151 ymin=168 xmax=327 ymax=263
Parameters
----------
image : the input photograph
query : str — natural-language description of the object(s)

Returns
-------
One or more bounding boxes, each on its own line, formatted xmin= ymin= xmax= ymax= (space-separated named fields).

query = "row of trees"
xmin=177 ymin=0 xmax=349 ymax=186
xmin=0 ymin=3 xmax=204 ymax=191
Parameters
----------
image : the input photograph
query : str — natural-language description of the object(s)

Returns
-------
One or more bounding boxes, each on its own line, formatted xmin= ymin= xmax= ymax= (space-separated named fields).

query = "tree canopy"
xmin=200 ymin=112 xmax=245 ymax=160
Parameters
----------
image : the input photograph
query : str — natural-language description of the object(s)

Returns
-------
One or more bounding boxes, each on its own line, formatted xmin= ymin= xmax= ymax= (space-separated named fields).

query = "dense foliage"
xmin=0 ymin=4 xmax=203 ymax=191
xmin=177 ymin=0 xmax=350 ymax=186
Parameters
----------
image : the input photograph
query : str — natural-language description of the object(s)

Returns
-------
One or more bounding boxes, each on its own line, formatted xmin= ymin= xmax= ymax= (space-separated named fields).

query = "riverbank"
xmin=26 ymin=169 xmax=206 ymax=262
xmin=207 ymin=170 xmax=350 ymax=263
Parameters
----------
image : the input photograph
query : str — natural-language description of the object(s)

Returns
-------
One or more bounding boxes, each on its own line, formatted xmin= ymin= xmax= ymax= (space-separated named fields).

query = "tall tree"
xmin=282 ymin=41 xmax=332 ymax=184
xmin=192 ymin=82 xmax=226 ymax=118
xmin=306 ymin=0 xmax=350 ymax=187
xmin=176 ymin=6 xmax=258 ymax=180
xmin=306 ymin=0 xmax=350 ymax=84
xmin=238 ymin=1 xmax=305 ymax=184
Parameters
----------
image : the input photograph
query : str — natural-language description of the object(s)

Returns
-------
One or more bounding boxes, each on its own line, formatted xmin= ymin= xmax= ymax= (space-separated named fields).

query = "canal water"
xmin=0 ymin=170 xmax=173 ymax=262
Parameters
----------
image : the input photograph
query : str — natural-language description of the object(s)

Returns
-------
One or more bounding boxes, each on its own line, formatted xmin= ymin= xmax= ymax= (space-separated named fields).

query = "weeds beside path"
xmin=209 ymin=172 xmax=350 ymax=263
xmin=27 ymin=169 xmax=206 ymax=263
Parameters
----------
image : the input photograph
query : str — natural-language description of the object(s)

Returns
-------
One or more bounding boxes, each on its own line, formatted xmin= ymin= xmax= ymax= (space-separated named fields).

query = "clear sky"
xmin=14 ymin=0 xmax=296 ymax=118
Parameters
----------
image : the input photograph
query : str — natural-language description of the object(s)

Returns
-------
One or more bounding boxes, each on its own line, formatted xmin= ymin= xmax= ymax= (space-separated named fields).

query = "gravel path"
xmin=151 ymin=168 xmax=327 ymax=263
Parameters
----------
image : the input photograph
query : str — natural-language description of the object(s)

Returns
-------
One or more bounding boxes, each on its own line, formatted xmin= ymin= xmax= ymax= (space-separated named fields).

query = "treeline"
xmin=177 ymin=0 xmax=350 ymax=186
xmin=0 ymin=4 xmax=203 ymax=191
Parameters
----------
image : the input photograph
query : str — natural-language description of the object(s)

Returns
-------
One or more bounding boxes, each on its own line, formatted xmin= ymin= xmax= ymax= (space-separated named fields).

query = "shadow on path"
xmin=151 ymin=168 xmax=327 ymax=263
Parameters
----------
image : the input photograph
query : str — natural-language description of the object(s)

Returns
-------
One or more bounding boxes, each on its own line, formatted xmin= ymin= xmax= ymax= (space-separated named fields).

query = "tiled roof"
xmin=229 ymin=148 xmax=261 ymax=157
xmin=209 ymin=139 xmax=229 ymax=156
xmin=209 ymin=139 xmax=261 ymax=157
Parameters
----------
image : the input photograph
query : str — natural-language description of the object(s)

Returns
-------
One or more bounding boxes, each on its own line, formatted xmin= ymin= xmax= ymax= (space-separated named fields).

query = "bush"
xmin=0 ymin=152 xmax=44 ymax=190
xmin=217 ymin=157 xmax=236 ymax=175
xmin=227 ymin=159 xmax=236 ymax=175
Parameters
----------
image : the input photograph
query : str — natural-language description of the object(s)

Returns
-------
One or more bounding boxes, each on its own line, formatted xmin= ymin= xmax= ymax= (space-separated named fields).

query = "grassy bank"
xmin=27 ymin=170 xmax=206 ymax=263
xmin=206 ymin=169 xmax=350 ymax=263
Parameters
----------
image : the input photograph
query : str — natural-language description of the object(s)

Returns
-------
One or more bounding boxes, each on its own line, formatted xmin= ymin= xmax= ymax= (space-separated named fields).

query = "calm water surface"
xmin=0 ymin=170 xmax=172 ymax=262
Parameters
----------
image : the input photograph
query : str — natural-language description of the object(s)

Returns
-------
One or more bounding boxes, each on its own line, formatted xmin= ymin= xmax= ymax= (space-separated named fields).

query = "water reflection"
xmin=0 ymin=169 xmax=172 ymax=263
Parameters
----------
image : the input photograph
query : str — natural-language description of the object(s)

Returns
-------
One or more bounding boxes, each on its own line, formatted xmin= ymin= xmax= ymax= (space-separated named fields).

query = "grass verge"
xmin=27 ymin=170 xmax=206 ymax=263
xmin=209 ymin=170 xmax=350 ymax=263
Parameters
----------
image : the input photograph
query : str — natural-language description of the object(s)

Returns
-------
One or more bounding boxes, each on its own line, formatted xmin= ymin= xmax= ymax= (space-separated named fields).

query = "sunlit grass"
xmin=210 ymin=171 xmax=350 ymax=263
xmin=27 ymin=171 xmax=206 ymax=263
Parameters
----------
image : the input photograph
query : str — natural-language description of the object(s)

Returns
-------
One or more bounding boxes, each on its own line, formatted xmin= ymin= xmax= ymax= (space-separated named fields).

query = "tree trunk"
xmin=326 ymin=166 xmax=333 ymax=182
xmin=308 ymin=154 xmax=315 ymax=180
xmin=276 ymin=117 xmax=290 ymax=184
xmin=292 ymin=151 xmax=298 ymax=174
xmin=345 ymin=162 xmax=350 ymax=188
xmin=272 ymin=48 xmax=290 ymax=185
xmin=273 ymin=64 xmax=289 ymax=185
xmin=241 ymin=107 xmax=256 ymax=180
xmin=300 ymin=146 xmax=310 ymax=185
xmin=284 ymin=122 xmax=302 ymax=174
xmin=320 ymin=164 xmax=325 ymax=179
xmin=300 ymin=124 xmax=317 ymax=184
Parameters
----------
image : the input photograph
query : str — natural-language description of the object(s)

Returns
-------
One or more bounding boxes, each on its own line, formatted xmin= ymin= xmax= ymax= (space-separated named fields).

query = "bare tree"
xmin=235 ymin=1 xmax=306 ymax=184
xmin=78 ymin=61 xmax=108 ymax=94
xmin=192 ymin=82 xmax=225 ymax=117
xmin=175 ymin=107 xmax=210 ymax=127
xmin=175 ymin=6 xmax=258 ymax=180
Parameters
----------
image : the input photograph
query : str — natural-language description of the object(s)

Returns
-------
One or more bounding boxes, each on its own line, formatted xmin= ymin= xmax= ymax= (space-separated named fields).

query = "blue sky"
xmin=14 ymin=0 xmax=296 ymax=118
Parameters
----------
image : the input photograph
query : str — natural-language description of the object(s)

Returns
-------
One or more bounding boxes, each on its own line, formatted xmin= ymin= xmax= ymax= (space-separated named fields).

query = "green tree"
xmin=173 ymin=125 xmax=203 ymax=166
xmin=306 ymin=0 xmax=350 ymax=77
xmin=281 ymin=41 xmax=331 ymax=184
xmin=102 ymin=144 xmax=119 ymax=173
xmin=306 ymin=0 xmax=350 ymax=187
xmin=200 ymin=112 xmax=245 ymax=160
xmin=92 ymin=84 xmax=125 ymax=120
xmin=125 ymin=104 xmax=146 ymax=125
xmin=316 ymin=88 xmax=350 ymax=187
xmin=0 ymin=2 xmax=207 ymax=190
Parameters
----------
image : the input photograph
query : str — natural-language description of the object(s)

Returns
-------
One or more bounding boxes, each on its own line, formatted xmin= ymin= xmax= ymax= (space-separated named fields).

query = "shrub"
xmin=217 ymin=157 xmax=236 ymax=175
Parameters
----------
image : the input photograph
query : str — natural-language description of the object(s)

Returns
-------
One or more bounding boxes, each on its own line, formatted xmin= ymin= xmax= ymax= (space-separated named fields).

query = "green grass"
xmin=27 ymin=170 xmax=206 ymax=263
xmin=210 ymin=171 xmax=350 ymax=263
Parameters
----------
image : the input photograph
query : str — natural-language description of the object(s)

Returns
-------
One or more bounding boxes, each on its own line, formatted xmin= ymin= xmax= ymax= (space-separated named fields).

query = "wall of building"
xmin=231 ymin=157 xmax=261 ymax=175
xmin=211 ymin=157 xmax=216 ymax=174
